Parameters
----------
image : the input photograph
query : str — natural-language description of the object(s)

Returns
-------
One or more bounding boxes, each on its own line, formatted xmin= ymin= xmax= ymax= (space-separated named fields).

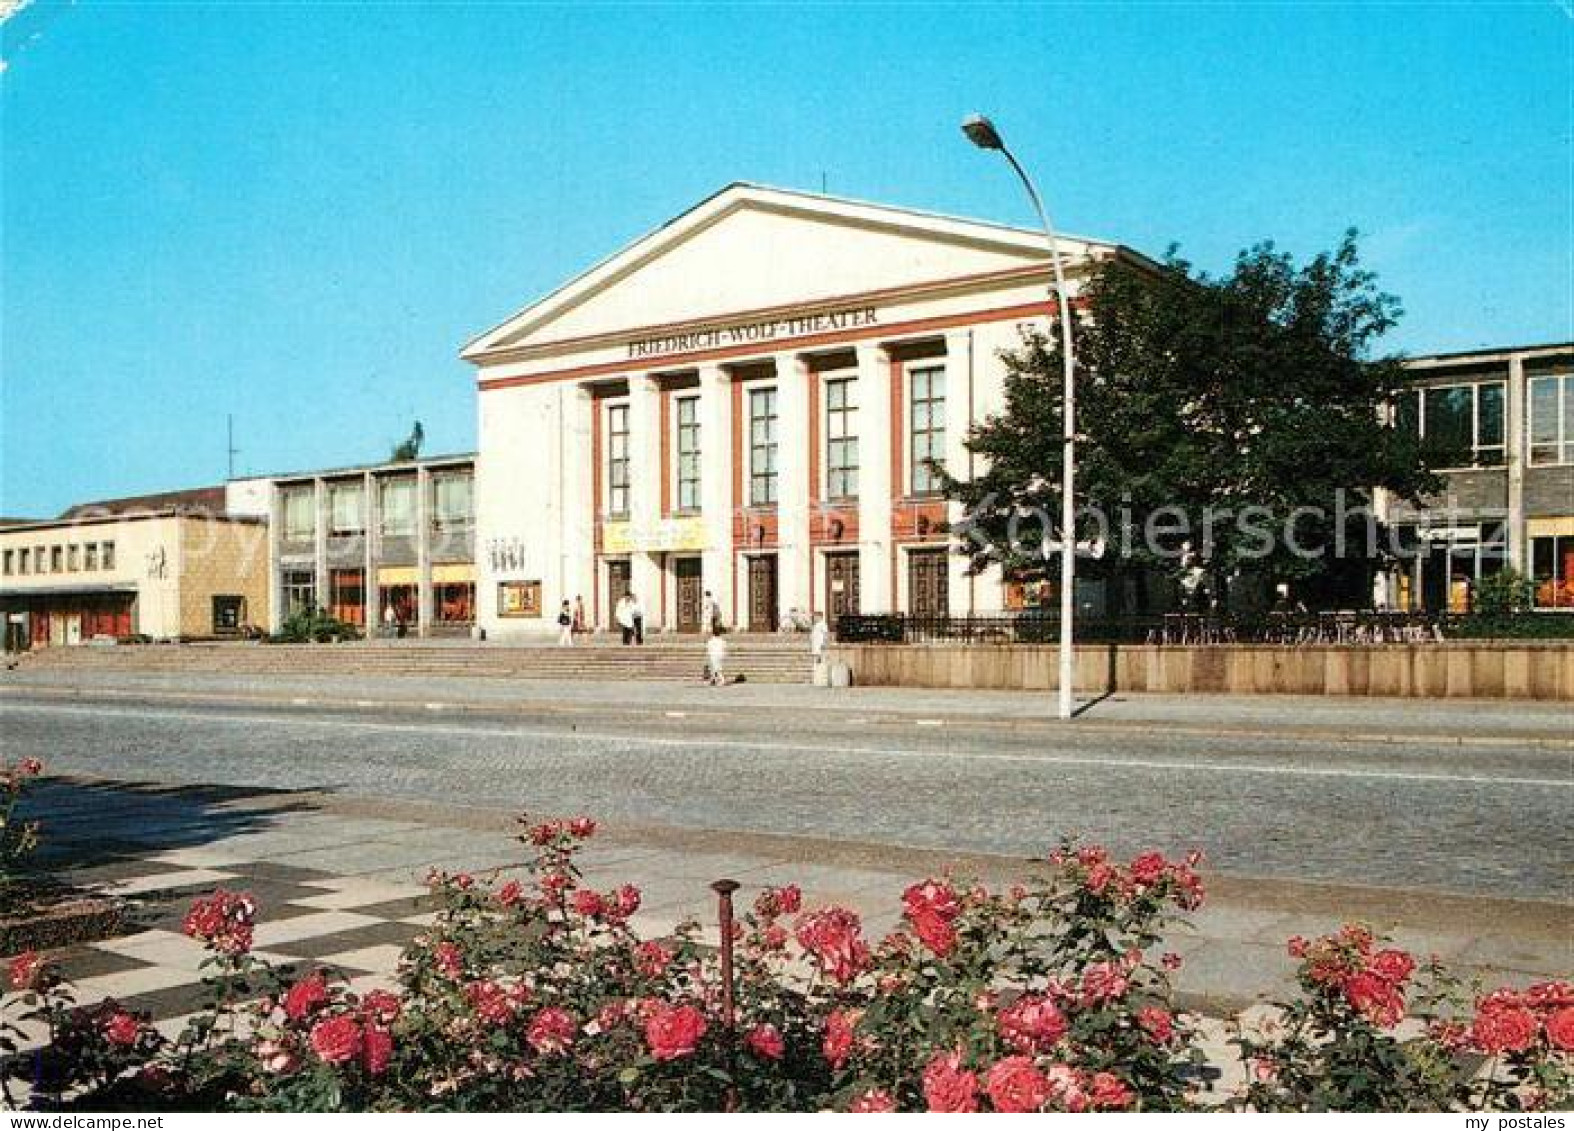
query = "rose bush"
xmin=2 ymin=816 xmax=1567 ymax=1112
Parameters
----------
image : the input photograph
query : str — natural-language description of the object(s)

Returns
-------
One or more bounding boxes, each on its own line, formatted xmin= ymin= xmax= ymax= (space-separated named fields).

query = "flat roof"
xmin=1406 ymin=341 xmax=1572 ymax=366
xmin=0 ymin=510 xmax=264 ymax=535
xmin=230 ymin=451 xmax=476 ymax=486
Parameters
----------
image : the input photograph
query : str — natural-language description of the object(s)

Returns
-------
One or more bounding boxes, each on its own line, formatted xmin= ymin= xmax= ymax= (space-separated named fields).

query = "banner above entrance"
xmin=602 ymin=518 xmax=708 ymax=554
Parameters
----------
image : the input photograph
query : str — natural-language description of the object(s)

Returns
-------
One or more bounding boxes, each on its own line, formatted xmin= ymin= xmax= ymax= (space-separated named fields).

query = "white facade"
xmin=463 ymin=184 xmax=1143 ymax=638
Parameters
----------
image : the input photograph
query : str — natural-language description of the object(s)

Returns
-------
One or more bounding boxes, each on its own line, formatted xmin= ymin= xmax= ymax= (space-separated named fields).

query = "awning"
xmin=1528 ymin=517 xmax=1574 ymax=538
xmin=0 ymin=583 xmax=138 ymax=599
xmin=432 ymin=564 xmax=474 ymax=584
xmin=377 ymin=567 xmax=418 ymax=585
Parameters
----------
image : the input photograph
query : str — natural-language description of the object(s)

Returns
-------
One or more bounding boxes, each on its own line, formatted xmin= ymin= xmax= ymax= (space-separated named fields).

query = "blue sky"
xmin=3 ymin=1 xmax=1569 ymax=516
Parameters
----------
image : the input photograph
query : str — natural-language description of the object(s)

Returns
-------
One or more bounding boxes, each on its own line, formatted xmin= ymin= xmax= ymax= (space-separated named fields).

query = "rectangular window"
xmin=282 ymin=569 xmax=316 ymax=617
xmin=749 ymin=387 xmax=779 ymax=506
xmin=1532 ymin=535 xmax=1574 ymax=608
xmin=50 ymin=546 xmax=62 ymax=573
xmin=35 ymin=546 xmax=47 ymax=574
xmin=67 ymin=545 xmax=80 ymax=572
xmin=328 ymin=568 xmax=365 ymax=625
xmin=101 ymin=541 xmax=115 ymax=570
xmin=379 ymin=478 xmax=416 ymax=537
xmin=909 ymin=364 xmax=947 ymax=495
xmin=1529 ymin=374 xmax=1573 ymax=466
xmin=435 ymin=582 xmax=475 ymax=624
xmin=85 ymin=543 xmax=98 ymax=571
xmin=1404 ymin=381 xmax=1507 ymax=467
xmin=432 ymin=473 xmax=474 ymax=530
xmin=606 ymin=404 xmax=631 ymax=518
xmin=675 ymin=396 xmax=701 ymax=512
xmin=1 ymin=550 xmax=12 ymax=576
xmin=825 ymin=375 xmax=859 ymax=500
xmin=328 ymin=483 xmax=365 ymax=536
xmin=17 ymin=549 xmax=28 ymax=575
xmin=281 ymin=487 xmax=315 ymax=540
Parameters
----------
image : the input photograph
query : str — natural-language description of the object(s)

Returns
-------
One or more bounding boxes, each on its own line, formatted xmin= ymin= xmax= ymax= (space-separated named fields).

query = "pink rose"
xmin=1345 ymin=971 xmax=1405 ymax=1027
xmin=1088 ymin=1071 xmax=1134 ymax=1110
xmin=848 ymin=1089 xmax=896 ymax=1113
xmin=998 ymin=994 xmax=1068 ymax=1054
xmin=644 ymin=1002 xmax=707 ymax=1061
xmin=1137 ymin=1006 xmax=1175 ymax=1044
xmin=922 ymin=1051 xmax=979 ymax=1113
xmin=1472 ymin=1004 xmax=1539 ymax=1054
xmin=794 ymin=907 xmax=870 ymax=985
xmin=527 ymin=1007 xmax=578 ymax=1055
xmin=822 ymin=1008 xmax=858 ymax=1068
xmin=1543 ymin=1007 xmax=1574 ymax=1051
xmin=1369 ymin=948 xmax=1416 ymax=986
xmin=985 ymin=1055 xmax=1050 ymax=1113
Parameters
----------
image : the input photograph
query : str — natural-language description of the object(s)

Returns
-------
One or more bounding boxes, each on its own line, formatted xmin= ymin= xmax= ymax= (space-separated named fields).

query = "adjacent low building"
xmin=1381 ymin=342 xmax=1573 ymax=612
xmin=0 ymin=487 xmax=268 ymax=649
xmin=225 ymin=453 xmax=477 ymax=635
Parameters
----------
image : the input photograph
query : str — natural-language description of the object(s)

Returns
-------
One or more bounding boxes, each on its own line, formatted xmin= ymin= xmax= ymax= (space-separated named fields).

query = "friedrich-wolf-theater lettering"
xmin=627 ymin=306 xmax=878 ymax=360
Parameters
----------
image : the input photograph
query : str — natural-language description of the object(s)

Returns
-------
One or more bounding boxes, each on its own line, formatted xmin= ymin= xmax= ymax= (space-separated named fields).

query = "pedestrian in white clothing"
xmin=810 ymin=612 xmax=830 ymax=665
xmin=705 ymin=630 xmax=728 ymax=686
xmin=556 ymin=600 xmax=574 ymax=646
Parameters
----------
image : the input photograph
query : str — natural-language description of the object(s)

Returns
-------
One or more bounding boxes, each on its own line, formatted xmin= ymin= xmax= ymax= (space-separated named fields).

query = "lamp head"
xmin=961 ymin=114 xmax=1004 ymax=151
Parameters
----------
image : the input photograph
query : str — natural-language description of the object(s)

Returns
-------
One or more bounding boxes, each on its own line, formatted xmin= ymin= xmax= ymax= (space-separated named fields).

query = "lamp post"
xmin=962 ymin=113 xmax=1077 ymax=720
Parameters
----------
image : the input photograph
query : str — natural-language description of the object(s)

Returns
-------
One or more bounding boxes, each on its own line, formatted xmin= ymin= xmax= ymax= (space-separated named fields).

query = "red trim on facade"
xmin=477 ymin=301 xmax=1051 ymax=391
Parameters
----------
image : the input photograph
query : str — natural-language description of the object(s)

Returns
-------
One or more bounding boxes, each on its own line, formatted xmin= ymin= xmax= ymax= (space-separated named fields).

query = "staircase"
xmin=15 ymin=637 xmax=816 ymax=685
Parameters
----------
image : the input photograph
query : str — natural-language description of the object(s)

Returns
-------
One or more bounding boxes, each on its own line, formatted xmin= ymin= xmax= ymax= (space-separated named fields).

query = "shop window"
xmin=380 ymin=478 xmax=417 ymax=537
xmin=435 ymin=582 xmax=476 ymax=624
xmin=825 ymin=376 xmax=859 ymax=500
xmin=606 ymin=404 xmax=631 ymax=518
xmin=675 ymin=397 xmax=701 ymax=512
xmin=909 ymin=364 xmax=947 ymax=495
xmin=328 ymin=483 xmax=365 ymax=536
xmin=1529 ymin=374 xmax=1573 ymax=466
xmin=377 ymin=583 xmax=417 ymax=627
xmin=281 ymin=487 xmax=315 ymax=540
xmin=1532 ymin=535 xmax=1574 ymax=609
xmin=749 ymin=387 xmax=778 ymax=506
xmin=1400 ymin=381 xmax=1506 ymax=467
xmin=329 ymin=568 xmax=366 ymax=625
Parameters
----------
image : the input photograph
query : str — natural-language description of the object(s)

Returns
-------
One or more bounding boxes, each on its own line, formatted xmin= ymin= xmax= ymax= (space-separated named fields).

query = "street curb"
xmin=3 ymin=680 xmax=1570 ymax=750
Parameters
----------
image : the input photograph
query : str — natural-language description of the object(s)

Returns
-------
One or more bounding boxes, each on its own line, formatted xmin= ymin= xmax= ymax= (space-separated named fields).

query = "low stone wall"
xmin=828 ymin=642 xmax=1574 ymax=700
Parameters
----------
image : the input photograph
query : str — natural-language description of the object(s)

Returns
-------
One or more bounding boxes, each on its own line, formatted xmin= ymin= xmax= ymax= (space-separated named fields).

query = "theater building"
xmin=0 ymin=488 xmax=267 ymax=649
xmin=462 ymin=183 xmax=1150 ymax=638
xmin=226 ymin=453 xmax=477 ymax=634
xmin=1380 ymin=341 xmax=1574 ymax=612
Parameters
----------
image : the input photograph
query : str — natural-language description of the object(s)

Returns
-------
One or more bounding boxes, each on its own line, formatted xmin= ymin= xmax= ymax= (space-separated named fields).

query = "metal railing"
xmin=834 ymin=611 xmax=1449 ymax=647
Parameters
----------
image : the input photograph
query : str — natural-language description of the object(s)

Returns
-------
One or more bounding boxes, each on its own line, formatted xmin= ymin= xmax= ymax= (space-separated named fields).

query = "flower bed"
xmin=3 ymin=817 xmax=1568 ymax=1112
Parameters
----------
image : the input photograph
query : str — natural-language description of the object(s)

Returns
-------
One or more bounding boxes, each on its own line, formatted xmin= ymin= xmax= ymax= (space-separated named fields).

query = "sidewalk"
xmin=5 ymin=666 xmax=1571 ymax=746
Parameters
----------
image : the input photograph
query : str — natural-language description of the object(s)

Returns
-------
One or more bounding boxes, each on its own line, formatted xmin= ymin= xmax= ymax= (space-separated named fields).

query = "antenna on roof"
xmin=821 ymin=171 xmax=828 ymax=194
xmin=226 ymin=414 xmax=240 ymax=479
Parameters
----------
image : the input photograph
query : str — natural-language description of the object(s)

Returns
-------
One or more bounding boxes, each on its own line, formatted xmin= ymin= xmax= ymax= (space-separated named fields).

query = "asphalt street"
xmin=2 ymin=685 xmax=1569 ymax=903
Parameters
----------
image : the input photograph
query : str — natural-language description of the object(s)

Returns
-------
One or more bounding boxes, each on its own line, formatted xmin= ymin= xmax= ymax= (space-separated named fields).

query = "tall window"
xmin=283 ymin=569 xmax=316 ymax=617
xmin=749 ymin=387 xmax=779 ymax=506
xmin=50 ymin=546 xmax=62 ymax=573
xmin=825 ymin=376 xmax=859 ymax=500
xmin=675 ymin=396 xmax=701 ymax=512
xmin=433 ymin=473 xmax=474 ymax=531
xmin=328 ymin=568 xmax=365 ymax=625
xmin=17 ymin=549 xmax=28 ymax=575
xmin=1532 ymin=534 xmax=1574 ymax=609
xmin=35 ymin=546 xmax=47 ymax=574
xmin=85 ymin=543 xmax=98 ymax=571
xmin=909 ymin=364 xmax=947 ymax=495
xmin=101 ymin=541 xmax=115 ymax=570
xmin=281 ymin=487 xmax=315 ymax=540
xmin=607 ymin=404 xmax=631 ymax=518
xmin=2 ymin=550 xmax=12 ymax=576
xmin=328 ymin=483 xmax=365 ymax=536
xmin=379 ymin=478 xmax=416 ymax=537
xmin=1529 ymin=374 xmax=1573 ymax=466
xmin=1400 ymin=382 xmax=1505 ymax=467
xmin=67 ymin=545 xmax=79 ymax=572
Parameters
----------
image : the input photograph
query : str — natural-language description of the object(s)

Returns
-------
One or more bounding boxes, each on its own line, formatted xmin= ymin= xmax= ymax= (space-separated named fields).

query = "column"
xmin=1506 ymin=356 xmax=1527 ymax=573
xmin=312 ymin=478 xmax=329 ymax=619
xmin=775 ymin=351 xmax=811 ymax=622
xmin=362 ymin=471 xmax=377 ymax=641
xmin=267 ymin=484 xmax=284 ymax=631
xmin=560 ymin=384 xmax=595 ymax=618
xmin=944 ymin=330 xmax=976 ymax=613
xmin=698 ymin=364 xmax=734 ymax=624
xmin=416 ymin=465 xmax=432 ymax=637
xmin=855 ymin=342 xmax=893 ymax=613
xmin=627 ymin=374 xmax=663 ymax=625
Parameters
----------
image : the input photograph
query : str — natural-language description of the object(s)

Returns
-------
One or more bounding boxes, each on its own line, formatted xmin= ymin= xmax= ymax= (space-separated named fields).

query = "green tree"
xmin=944 ymin=234 xmax=1452 ymax=611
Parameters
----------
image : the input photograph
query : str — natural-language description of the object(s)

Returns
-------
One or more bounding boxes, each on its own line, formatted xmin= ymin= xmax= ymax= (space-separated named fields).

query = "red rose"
xmin=1044 ymin=1063 xmax=1089 ymax=1112
xmin=922 ymin=1050 xmax=979 ymax=1113
xmin=309 ymin=1016 xmax=363 ymax=1065
xmin=1088 ymin=1071 xmax=1134 ymax=1110
xmin=1137 ymin=1006 xmax=1175 ymax=1044
xmin=1129 ymin=850 xmax=1168 ymax=886
xmin=744 ymin=1022 xmax=784 ymax=1061
xmin=360 ymin=1024 xmax=393 ymax=1075
xmin=182 ymin=889 xmax=257 ymax=956
xmin=568 ymin=816 xmax=597 ymax=839
xmin=467 ymin=981 xmax=519 ymax=1026
xmin=1525 ymin=981 xmax=1574 ymax=1009
xmin=359 ymin=989 xmax=401 ymax=1024
xmin=635 ymin=940 xmax=672 ymax=979
xmin=103 ymin=1011 xmax=141 ymax=1047
xmin=1543 ymin=1007 xmax=1574 ymax=1051
xmin=822 ymin=1008 xmax=858 ymax=1068
xmin=284 ymin=972 xmax=329 ymax=1021
xmin=848 ymin=1089 xmax=896 ymax=1113
xmin=1369 ymin=948 xmax=1416 ymax=986
xmin=496 ymin=880 xmax=523 ymax=907
xmin=794 ymin=907 xmax=870 ymax=985
xmin=644 ymin=1002 xmax=707 ymax=1061
xmin=908 ymin=907 xmax=958 ymax=958
xmin=8 ymin=951 xmax=44 ymax=991
xmin=527 ymin=1007 xmax=578 ymax=1055
xmin=612 ymin=884 xmax=641 ymax=919
xmin=433 ymin=941 xmax=463 ymax=979
xmin=571 ymin=889 xmax=604 ymax=917
xmin=902 ymin=879 xmax=961 ymax=923
xmin=984 ymin=1055 xmax=1050 ymax=1113
xmin=1345 ymin=971 xmax=1406 ymax=1027
xmin=998 ymin=994 xmax=1068 ymax=1054
xmin=1472 ymin=1004 xmax=1540 ymax=1054
xmin=1080 ymin=959 xmax=1131 ymax=1005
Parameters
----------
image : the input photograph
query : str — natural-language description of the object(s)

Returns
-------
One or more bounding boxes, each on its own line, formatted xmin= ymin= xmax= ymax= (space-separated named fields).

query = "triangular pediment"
xmin=462 ymin=184 xmax=1116 ymax=360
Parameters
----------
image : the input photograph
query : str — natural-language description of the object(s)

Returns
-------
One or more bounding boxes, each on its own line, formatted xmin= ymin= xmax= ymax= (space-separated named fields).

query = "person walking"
xmin=614 ymin=593 xmax=635 ymax=646
xmin=810 ymin=611 xmax=830 ymax=666
xmin=705 ymin=628 xmax=728 ymax=686
xmin=629 ymin=593 xmax=646 ymax=645
xmin=382 ymin=602 xmax=396 ymax=640
xmin=701 ymin=589 xmax=721 ymax=635
xmin=556 ymin=600 xmax=574 ymax=646
xmin=572 ymin=595 xmax=587 ymax=636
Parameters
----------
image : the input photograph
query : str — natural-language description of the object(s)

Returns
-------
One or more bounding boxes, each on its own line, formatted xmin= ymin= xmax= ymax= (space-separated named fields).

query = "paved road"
xmin=2 ymin=684 xmax=1568 ymax=903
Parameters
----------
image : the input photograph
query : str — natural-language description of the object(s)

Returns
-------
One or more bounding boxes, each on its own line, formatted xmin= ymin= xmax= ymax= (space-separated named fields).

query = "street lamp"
xmin=962 ymin=113 xmax=1078 ymax=720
